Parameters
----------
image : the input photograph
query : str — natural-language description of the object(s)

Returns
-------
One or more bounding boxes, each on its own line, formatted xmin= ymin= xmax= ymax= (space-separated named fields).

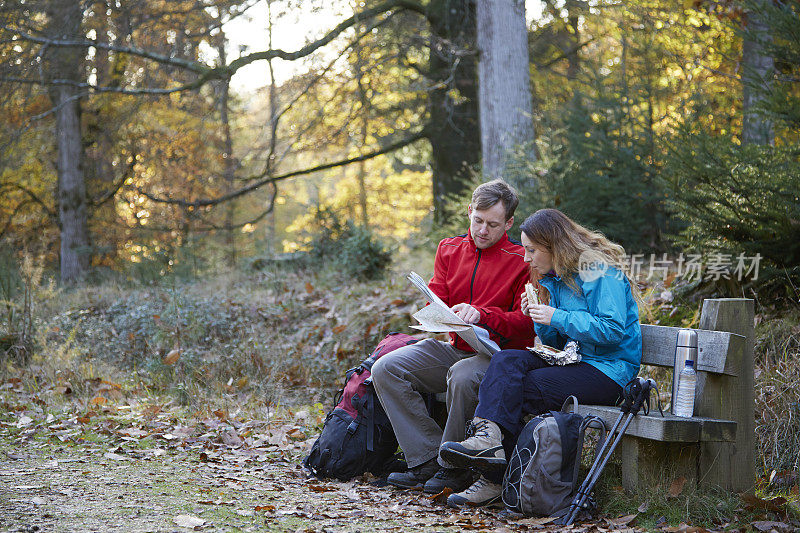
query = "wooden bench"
xmin=575 ymin=298 xmax=755 ymax=492
xmin=433 ymin=298 xmax=756 ymax=493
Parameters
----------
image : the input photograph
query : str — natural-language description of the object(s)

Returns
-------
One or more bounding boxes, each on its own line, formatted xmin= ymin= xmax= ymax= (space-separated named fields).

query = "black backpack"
xmin=502 ymin=397 xmax=606 ymax=517
xmin=303 ymin=333 xmax=418 ymax=481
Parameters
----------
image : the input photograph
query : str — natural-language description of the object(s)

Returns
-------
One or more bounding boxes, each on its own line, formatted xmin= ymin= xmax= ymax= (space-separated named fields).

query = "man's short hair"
xmin=471 ymin=179 xmax=519 ymax=220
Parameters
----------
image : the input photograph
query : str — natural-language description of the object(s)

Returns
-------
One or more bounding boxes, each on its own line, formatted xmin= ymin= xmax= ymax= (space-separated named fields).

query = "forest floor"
xmin=1 ymin=267 xmax=799 ymax=532
xmin=0 ymin=389 xmax=654 ymax=533
xmin=1 ymin=384 xmax=797 ymax=533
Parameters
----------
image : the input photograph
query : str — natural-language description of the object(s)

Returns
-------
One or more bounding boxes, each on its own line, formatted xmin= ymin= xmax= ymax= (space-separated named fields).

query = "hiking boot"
xmin=386 ymin=458 xmax=439 ymax=490
xmin=446 ymin=476 xmax=502 ymax=508
xmin=439 ymin=417 xmax=506 ymax=473
xmin=423 ymin=467 xmax=474 ymax=494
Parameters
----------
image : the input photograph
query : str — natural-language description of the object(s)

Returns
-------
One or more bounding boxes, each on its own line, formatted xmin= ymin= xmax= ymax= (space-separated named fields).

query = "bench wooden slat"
xmin=640 ymin=324 xmax=745 ymax=376
xmin=574 ymin=404 xmax=737 ymax=443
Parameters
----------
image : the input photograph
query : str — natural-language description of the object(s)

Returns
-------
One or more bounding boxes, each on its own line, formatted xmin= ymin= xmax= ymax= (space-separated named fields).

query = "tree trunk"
xmin=565 ymin=0 xmax=581 ymax=81
xmin=742 ymin=2 xmax=774 ymax=146
xmin=427 ymin=0 xmax=480 ymax=223
xmin=354 ymin=21 xmax=370 ymax=229
xmin=216 ymin=37 xmax=237 ymax=267
xmin=46 ymin=0 xmax=90 ymax=284
xmin=476 ymin=0 xmax=536 ymax=179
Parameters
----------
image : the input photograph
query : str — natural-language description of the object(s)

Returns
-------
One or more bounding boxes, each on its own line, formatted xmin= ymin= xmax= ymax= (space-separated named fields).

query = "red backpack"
xmin=304 ymin=332 xmax=418 ymax=480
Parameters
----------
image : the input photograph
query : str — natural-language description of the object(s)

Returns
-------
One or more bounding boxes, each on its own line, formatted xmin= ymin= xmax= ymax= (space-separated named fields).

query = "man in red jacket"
xmin=371 ymin=179 xmax=536 ymax=496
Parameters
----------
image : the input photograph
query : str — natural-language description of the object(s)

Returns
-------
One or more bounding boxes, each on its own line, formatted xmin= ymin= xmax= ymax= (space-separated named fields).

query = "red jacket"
xmin=428 ymin=230 xmax=537 ymax=352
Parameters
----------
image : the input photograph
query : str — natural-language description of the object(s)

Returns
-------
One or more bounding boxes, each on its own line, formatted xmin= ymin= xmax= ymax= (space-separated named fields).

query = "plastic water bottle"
xmin=674 ymin=360 xmax=697 ymax=418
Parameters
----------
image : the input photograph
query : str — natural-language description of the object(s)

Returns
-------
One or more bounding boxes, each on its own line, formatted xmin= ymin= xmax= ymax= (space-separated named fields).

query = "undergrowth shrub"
xmin=307 ymin=208 xmax=392 ymax=280
xmin=22 ymin=266 xmax=414 ymax=410
xmin=754 ymin=311 xmax=800 ymax=481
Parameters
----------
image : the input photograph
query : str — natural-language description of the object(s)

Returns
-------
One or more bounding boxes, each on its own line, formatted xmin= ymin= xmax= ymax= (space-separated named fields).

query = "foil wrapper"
xmin=527 ymin=340 xmax=581 ymax=366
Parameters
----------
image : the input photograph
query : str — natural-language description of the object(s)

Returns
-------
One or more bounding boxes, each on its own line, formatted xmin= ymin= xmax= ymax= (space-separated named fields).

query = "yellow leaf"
xmin=668 ymin=476 xmax=687 ymax=497
xmin=163 ymin=349 xmax=181 ymax=365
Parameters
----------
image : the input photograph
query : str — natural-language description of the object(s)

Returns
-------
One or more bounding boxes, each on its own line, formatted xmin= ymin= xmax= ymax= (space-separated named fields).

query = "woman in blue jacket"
xmin=439 ymin=208 xmax=643 ymax=508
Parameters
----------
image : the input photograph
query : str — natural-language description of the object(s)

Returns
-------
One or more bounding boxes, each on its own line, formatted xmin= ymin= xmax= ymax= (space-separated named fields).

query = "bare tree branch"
xmin=0 ymin=182 xmax=57 ymax=220
xmin=3 ymin=0 xmax=426 ymax=93
xmin=135 ymin=128 xmax=427 ymax=207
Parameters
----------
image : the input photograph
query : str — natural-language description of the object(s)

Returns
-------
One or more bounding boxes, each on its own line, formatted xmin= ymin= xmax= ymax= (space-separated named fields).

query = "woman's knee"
xmin=486 ymin=349 xmax=528 ymax=375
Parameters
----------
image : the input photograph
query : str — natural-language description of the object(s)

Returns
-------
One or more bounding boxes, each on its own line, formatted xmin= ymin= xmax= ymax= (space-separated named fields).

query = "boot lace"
xmin=470 ymin=419 xmax=492 ymax=440
xmin=464 ymin=477 xmax=490 ymax=495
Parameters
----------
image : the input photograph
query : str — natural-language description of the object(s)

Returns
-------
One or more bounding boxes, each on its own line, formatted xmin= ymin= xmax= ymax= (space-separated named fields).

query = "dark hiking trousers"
xmin=474 ymin=348 xmax=622 ymax=438
xmin=474 ymin=349 xmax=623 ymax=483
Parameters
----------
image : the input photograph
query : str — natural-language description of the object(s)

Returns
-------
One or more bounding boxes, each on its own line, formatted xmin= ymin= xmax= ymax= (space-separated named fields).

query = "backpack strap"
xmin=561 ymin=395 xmax=579 ymax=413
xmin=552 ymin=411 xmax=579 ymax=483
xmin=573 ymin=415 xmax=606 ymax=489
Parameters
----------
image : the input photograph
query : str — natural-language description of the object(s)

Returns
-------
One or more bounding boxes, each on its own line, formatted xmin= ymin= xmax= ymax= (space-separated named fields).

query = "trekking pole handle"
xmin=631 ymin=377 xmax=654 ymax=415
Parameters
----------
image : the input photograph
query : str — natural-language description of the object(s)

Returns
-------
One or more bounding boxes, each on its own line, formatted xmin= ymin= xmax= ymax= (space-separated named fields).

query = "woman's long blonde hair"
xmin=520 ymin=209 xmax=642 ymax=306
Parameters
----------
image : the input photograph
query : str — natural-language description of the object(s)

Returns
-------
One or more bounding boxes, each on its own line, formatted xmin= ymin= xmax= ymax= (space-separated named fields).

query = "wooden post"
xmin=619 ymin=437 xmax=699 ymax=493
xmin=696 ymin=298 xmax=755 ymax=492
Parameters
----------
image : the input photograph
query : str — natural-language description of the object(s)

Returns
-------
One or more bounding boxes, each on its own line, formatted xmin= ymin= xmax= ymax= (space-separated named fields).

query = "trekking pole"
xmin=562 ymin=377 xmax=656 ymax=526
xmin=563 ymin=378 xmax=643 ymax=523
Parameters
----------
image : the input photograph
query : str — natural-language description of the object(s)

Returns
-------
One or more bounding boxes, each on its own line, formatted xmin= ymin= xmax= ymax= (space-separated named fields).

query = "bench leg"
xmin=618 ymin=436 xmax=699 ymax=493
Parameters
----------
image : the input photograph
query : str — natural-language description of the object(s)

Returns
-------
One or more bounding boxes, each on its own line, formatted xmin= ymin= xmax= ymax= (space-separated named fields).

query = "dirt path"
xmin=3 ymin=390 xmax=622 ymax=533
xmin=0 ymin=440 xmax=576 ymax=533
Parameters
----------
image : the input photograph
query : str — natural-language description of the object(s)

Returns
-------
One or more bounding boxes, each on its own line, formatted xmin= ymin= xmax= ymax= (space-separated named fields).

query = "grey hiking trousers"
xmin=370 ymin=338 xmax=490 ymax=469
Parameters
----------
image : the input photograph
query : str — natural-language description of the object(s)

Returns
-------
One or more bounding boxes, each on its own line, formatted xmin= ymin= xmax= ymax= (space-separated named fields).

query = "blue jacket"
xmin=535 ymin=267 xmax=642 ymax=388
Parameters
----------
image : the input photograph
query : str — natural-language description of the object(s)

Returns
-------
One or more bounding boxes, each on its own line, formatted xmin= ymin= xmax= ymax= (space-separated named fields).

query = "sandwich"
xmin=525 ymin=282 xmax=540 ymax=308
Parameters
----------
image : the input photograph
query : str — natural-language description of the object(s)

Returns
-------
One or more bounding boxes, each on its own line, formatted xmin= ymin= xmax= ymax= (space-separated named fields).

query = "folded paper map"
xmin=407 ymin=271 xmax=500 ymax=357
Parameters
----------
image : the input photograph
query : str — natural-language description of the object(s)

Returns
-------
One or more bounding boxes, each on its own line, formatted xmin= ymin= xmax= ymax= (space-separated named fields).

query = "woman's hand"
xmin=528 ymin=304 xmax=555 ymax=326
xmin=521 ymin=293 xmax=533 ymax=319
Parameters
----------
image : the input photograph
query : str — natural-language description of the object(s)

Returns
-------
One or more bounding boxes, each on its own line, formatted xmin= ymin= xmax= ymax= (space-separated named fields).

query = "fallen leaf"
xmin=427 ymin=487 xmax=453 ymax=504
xmin=660 ymin=524 xmax=699 ymax=532
xmin=118 ymin=428 xmax=149 ymax=438
xmin=668 ymin=476 xmax=687 ymax=497
xmin=221 ymin=430 xmax=242 ymax=447
xmin=254 ymin=504 xmax=275 ymax=512
xmin=163 ymin=349 xmax=181 ymax=365
xmin=608 ymin=513 xmax=637 ymax=526
xmin=307 ymin=483 xmax=337 ymax=493
xmin=287 ymin=427 xmax=306 ymax=441
xmin=332 ymin=324 xmax=347 ymax=334
xmin=516 ymin=516 xmax=557 ymax=526
xmin=90 ymin=396 xmax=107 ymax=406
xmin=103 ymin=452 xmax=127 ymax=461
xmin=305 ymin=282 xmax=314 ymax=293
xmin=173 ymin=514 xmax=205 ymax=528
xmin=740 ymin=493 xmax=787 ymax=513
xmin=752 ymin=521 xmax=793 ymax=532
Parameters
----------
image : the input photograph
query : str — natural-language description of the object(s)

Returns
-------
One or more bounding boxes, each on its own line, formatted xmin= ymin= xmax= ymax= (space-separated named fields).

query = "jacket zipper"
xmin=469 ymin=248 xmax=482 ymax=304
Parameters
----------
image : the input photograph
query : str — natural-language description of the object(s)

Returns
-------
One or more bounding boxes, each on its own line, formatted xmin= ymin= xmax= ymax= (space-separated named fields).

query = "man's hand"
xmin=451 ymin=303 xmax=481 ymax=324
xmin=528 ymin=304 xmax=555 ymax=326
